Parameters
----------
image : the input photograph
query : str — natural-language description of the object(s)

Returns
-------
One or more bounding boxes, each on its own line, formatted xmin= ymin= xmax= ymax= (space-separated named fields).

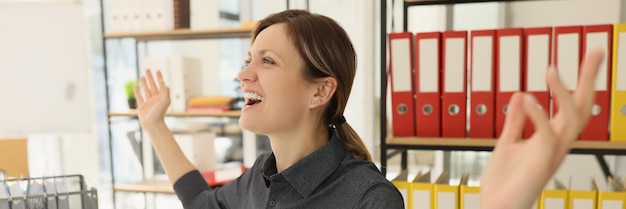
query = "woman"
xmin=136 ymin=9 xmax=403 ymax=208
xmin=134 ymin=9 xmax=605 ymax=209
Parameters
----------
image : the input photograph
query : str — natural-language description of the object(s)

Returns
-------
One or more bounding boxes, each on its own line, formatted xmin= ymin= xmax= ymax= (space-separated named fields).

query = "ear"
xmin=308 ymin=77 xmax=337 ymax=108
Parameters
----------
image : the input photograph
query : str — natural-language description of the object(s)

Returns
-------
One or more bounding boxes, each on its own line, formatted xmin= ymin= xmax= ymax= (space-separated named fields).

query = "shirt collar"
xmin=261 ymin=131 xmax=346 ymax=198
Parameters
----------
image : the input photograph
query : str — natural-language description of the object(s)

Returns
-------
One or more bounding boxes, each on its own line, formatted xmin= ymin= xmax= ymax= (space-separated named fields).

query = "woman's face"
xmin=237 ymin=23 xmax=315 ymax=135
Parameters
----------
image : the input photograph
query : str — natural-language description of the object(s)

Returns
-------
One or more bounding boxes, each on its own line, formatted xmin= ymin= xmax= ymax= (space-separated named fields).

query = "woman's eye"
xmin=263 ymin=58 xmax=275 ymax=65
xmin=244 ymin=59 xmax=251 ymax=66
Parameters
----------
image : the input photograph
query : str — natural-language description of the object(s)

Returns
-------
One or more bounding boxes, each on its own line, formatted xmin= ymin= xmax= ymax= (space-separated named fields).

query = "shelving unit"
xmin=103 ymin=27 xmax=252 ymax=41
xmin=379 ymin=0 xmax=624 ymax=177
xmin=387 ymin=137 xmax=626 ymax=155
xmin=108 ymin=110 xmax=242 ymax=118
xmin=99 ymin=2 xmax=255 ymax=207
xmin=113 ymin=179 xmax=174 ymax=194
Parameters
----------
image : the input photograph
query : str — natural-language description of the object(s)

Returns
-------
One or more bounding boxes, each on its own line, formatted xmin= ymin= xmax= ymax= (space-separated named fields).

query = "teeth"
xmin=243 ymin=92 xmax=264 ymax=101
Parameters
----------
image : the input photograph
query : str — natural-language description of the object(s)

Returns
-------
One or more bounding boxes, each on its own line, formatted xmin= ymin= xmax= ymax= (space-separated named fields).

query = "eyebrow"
xmin=247 ymin=49 xmax=283 ymax=64
xmin=247 ymin=49 xmax=275 ymax=57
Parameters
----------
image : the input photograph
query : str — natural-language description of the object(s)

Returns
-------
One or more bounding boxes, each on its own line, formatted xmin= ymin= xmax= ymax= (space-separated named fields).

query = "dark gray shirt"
xmin=173 ymin=133 xmax=404 ymax=209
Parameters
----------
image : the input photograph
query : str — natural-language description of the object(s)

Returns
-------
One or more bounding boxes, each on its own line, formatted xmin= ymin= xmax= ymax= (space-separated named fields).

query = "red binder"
xmin=441 ymin=31 xmax=468 ymax=138
xmin=553 ymin=26 xmax=582 ymax=118
xmin=389 ymin=32 xmax=416 ymax=137
xmin=495 ymin=28 xmax=525 ymax=138
xmin=469 ymin=30 xmax=496 ymax=139
xmin=580 ymin=24 xmax=613 ymax=141
xmin=415 ymin=32 xmax=442 ymax=137
xmin=523 ymin=27 xmax=552 ymax=139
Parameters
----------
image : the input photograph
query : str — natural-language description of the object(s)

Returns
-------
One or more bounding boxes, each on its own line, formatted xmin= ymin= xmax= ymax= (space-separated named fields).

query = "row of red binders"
xmin=388 ymin=24 xmax=620 ymax=141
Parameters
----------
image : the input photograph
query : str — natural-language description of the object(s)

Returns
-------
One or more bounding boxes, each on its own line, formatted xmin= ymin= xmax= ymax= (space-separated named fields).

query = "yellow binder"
xmin=596 ymin=177 xmax=625 ymax=209
xmin=391 ymin=170 xmax=411 ymax=209
xmin=411 ymin=170 xmax=434 ymax=209
xmin=610 ymin=23 xmax=626 ymax=141
xmin=540 ymin=178 xmax=569 ymax=209
xmin=433 ymin=171 xmax=459 ymax=209
xmin=568 ymin=176 xmax=597 ymax=209
xmin=459 ymin=173 xmax=480 ymax=209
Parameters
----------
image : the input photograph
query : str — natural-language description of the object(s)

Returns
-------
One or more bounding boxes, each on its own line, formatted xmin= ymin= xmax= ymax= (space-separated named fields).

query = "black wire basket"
xmin=0 ymin=174 xmax=98 ymax=209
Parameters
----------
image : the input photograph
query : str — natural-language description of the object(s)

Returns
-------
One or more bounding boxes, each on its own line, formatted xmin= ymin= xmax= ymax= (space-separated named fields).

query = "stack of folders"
xmin=388 ymin=23 xmax=626 ymax=141
xmin=108 ymin=0 xmax=190 ymax=33
xmin=391 ymin=171 xmax=480 ymax=209
xmin=391 ymin=171 xmax=626 ymax=209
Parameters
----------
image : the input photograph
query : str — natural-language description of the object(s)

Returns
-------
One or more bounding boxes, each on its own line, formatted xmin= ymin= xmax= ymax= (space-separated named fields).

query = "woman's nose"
xmin=236 ymin=63 xmax=257 ymax=82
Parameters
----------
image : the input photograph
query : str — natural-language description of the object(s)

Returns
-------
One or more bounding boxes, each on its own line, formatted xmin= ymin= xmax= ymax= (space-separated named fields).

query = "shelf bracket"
xmin=595 ymin=154 xmax=613 ymax=179
xmin=126 ymin=130 xmax=143 ymax=165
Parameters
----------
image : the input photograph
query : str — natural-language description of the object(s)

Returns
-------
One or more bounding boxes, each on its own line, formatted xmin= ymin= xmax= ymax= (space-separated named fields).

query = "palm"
xmin=483 ymin=136 xmax=556 ymax=209
xmin=480 ymin=48 xmax=604 ymax=209
xmin=134 ymin=69 xmax=171 ymax=127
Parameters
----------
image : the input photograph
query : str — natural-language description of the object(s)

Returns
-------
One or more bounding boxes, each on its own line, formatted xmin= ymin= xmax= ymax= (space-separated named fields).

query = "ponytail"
xmin=331 ymin=117 xmax=372 ymax=162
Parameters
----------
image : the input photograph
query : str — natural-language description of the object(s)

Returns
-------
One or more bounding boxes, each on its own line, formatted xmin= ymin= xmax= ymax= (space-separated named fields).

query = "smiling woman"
xmin=134 ymin=9 xmax=404 ymax=208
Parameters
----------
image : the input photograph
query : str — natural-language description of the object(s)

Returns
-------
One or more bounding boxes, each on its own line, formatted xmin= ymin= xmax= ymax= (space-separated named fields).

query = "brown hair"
xmin=251 ymin=10 xmax=372 ymax=162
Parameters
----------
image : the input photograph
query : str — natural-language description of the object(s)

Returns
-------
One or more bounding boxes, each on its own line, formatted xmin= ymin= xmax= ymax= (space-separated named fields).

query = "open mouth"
xmin=243 ymin=92 xmax=264 ymax=107
xmin=245 ymin=98 xmax=262 ymax=106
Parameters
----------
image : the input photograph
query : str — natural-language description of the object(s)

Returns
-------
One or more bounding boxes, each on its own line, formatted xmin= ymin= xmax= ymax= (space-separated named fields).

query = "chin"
xmin=238 ymin=115 xmax=267 ymax=135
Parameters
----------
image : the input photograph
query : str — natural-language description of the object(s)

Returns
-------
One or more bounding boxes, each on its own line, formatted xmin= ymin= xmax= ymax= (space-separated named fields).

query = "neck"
xmin=269 ymin=123 xmax=329 ymax=173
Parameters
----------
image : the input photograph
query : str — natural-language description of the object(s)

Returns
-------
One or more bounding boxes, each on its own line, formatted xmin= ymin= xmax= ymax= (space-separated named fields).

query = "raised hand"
xmin=480 ymin=48 xmax=605 ymax=209
xmin=134 ymin=69 xmax=171 ymax=128
xmin=132 ymin=69 xmax=195 ymax=183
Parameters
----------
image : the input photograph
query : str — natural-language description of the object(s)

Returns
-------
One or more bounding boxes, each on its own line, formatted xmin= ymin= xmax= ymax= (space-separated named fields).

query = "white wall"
xmin=508 ymin=0 xmax=623 ymax=27
xmin=309 ymin=0 xmax=377 ymax=157
xmin=2 ymin=0 xmax=103 ymax=194
xmin=250 ymin=0 xmax=286 ymax=21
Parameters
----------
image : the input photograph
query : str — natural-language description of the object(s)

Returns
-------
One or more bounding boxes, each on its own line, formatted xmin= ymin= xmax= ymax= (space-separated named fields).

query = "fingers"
xmin=547 ymin=66 xmax=578 ymax=138
xmin=146 ymin=69 xmax=159 ymax=95
xmin=548 ymin=66 xmax=577 ymax=116
xmin=574 ymin=48 xmax=605 ymax=122
xmin=497 ymin=92 xmax=526 ymax=145
xmin=140 ymin=76 xmax=152 ymax=98
xmin=156 ymin=70 xmax=167 ymax=92
xmin=523 ymin=93 xmax=554 ymax=145
xmin=138 ymin=69 xmax=169 ymax=101
xmin=134 ymin=85 xmax=144 ymax=106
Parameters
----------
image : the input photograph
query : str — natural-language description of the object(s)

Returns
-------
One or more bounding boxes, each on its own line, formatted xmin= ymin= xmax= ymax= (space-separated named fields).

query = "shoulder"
xmin=335 ymin=158 xmax=404 ymax=208
xmin=353 ymin=182 xmax=405 ymax=209
xmin=338 ymin=157 xmax=389 ymax=186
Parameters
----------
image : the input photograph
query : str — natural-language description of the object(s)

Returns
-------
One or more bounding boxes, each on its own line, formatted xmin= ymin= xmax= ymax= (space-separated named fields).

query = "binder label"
xmin=499 ymin=36 xmax=521 ymax=92
xmin=472 ymin=36 xmax=494 ymax=92
xmin=557 ymin=33 xmax=580 ymax=91
xmin=586 ymin=32 xmax=609 ymax=91
xmin=464 ymin=193 xmax=480 ymax=209
xmin=445 ymin=38 xmax=465 ymax=93
xmin=601 ymin=200 xmax=623 ymax=209
xmin=413 ymin=190 xmax=431 ymax=209
xmin=527 ymin=34 xmax=550 ymax=92
xmin=544 ymin=198 xmax=565 ymax=209
xmin=438 ymin=192 xmax=456 ymax=209
xmin=391 ymin=39 xmax=412 ymax=92
xmin=572 ymin=199 xmax=593 ymax=209
xmin=419 ymin=38 xmax=439 ymax=93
